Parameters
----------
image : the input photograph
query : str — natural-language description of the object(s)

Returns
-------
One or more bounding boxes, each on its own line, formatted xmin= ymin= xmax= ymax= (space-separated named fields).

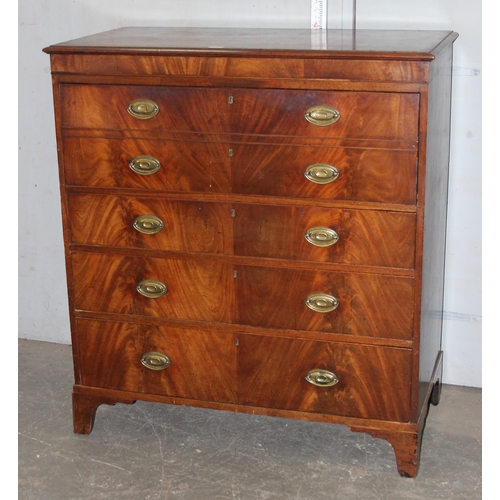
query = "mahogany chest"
xmin=44 ymin=27 xmax=457 ymax=477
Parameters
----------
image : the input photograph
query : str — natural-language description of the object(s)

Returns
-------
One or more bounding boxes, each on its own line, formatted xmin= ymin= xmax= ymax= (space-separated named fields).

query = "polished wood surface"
xmin=238 ymin=334 xmax=411 ymax=420
xmin=77 ymin=319 xmax=238 ymax=402
xmin=45 ymin=27 xmax=457 ymax=477
xmin=61 ymin=84 xmax=419 ymax=141
xmin=44 ymin=27 xmax=455 ymax=59
xmin=71 ymin=252 xmax=235 ymax=322
xmin=63 ymin=136 xmax=232 ymax=192
xmin=68 ymin=193 xmax=416 ymax=268
xmin=231 ymin=145 xmax=418 ymax=204
xmin=64 ymin=137 xmax=417 ymax=204
xmin=76 ymin=318 xmax=411 ymax=420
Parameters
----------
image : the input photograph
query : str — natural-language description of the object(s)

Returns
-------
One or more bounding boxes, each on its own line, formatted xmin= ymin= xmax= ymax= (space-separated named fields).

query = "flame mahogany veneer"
xmin=44 ymin=27 xmax=457 ymax=477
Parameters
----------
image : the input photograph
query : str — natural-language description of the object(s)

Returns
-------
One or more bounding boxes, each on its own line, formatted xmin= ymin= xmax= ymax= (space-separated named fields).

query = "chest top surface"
xmin=43 ymin=27 xmax=457 ymax=59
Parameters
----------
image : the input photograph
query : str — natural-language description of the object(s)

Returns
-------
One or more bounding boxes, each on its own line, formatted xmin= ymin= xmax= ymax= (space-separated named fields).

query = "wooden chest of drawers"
xmin=44 ymin=27 xmax=457 ymax=477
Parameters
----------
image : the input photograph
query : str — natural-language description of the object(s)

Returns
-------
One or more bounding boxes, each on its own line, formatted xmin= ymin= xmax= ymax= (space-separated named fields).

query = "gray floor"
xmin=19 ymin=339 xmax=481 ymax=499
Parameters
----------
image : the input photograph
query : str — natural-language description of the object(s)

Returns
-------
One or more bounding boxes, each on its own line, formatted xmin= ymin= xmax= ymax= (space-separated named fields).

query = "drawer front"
xmin=68 ymin=194 xmax=415 ymax=268
xmin=76 ymin=319 xmax=238 ymax=402
xmin=72 ymin=252 xmax=235 ymax=322
xmin=238 ymin=335 xmax=411 ymax=421
xmin=68 ymin=194 xmax=234 ymax=254
xmin=234 ymin=204 xmax=416 ymax=269
xmin=63 ymin=137 xmax=231 ymax=192
xmin=235 ymin=266 xmax=414 ymax=340
xmin=60 ymin=85 xmax=231 ymax=132
xmin=63 ymin=137 xmax=417 ymax=204
xmin=231 ymin=89 xmax=419 ymax=140
xmin=76 ymin=319 xmax=411 ymax=422
xmin=60 ymin=85 xmax=418 ymax=142
xmin=231 ymin=145 xmax=417 ymax=205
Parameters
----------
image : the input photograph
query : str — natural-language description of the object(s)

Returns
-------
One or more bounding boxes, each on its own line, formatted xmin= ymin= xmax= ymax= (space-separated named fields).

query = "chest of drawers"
xmin=44 ymin=27 xmax=457 ymax=477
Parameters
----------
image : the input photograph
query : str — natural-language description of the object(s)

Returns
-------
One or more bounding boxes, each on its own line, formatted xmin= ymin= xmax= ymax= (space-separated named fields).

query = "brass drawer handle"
xmin=137 ymin=279 xmax=167 ymax=298
xmin=305 ymin=369 xmax=339 ymax=387
xmin=127 ymin=99 xmax=159 ymax=119
xmin=305 ymin=105 xmax=340 ymax=126
xmin=129 ymin=155 xmax=161 ymax=175
xmin=305 ymin=227 xmax=339 ymax=247
xmin=141 ymin=352 xmax=171 ymax=371
xmin=133 ymin=215 xmax=164 ymax=235
xmin=304 ymin=164 xmax=340 ymax=184
xmin=305 ymin=293 xmax=339 ymax=313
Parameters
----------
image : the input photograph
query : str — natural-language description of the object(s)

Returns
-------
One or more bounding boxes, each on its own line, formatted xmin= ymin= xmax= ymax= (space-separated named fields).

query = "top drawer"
xmin=59 ymin=85 xmax=419 ymax=141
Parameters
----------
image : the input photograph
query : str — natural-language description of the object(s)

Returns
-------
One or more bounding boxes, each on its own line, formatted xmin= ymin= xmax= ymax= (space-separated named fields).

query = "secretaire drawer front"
xmin=235 ymin=266 xmax=414 ymax=340
xmin=72 ymin=252 xmax=234 ymax=322
xmin=234 ymin=205 xmax=416 ymax=269
xmin=77 ymin=319 xmax=238 ymax=402
xmin=238 ymin=335 xmax=411 ymax=421
xmin=67 ymin=194 xmax=233 ymax=254
xmin=63 ymin=137 xmax=231 ymax=192
xmin=60 ymin=85 xmax=231 ymax=132
xmin=231 ymin=145 xmax=417 ymax=204
xmin=231 ymin=89 xmax=419 ymax=140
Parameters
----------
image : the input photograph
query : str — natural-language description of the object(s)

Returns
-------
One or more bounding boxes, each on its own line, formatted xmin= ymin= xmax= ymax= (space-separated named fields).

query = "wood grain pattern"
xmin=231 ymin=144 xmax=418 ymax=204
xmin=60 ymin=85 xmax=231 ymax=132
xmin=234 ymin=265 xmax=414 ymax=339
xmin=67 ymin=194 xmax=234 ymax=254
xmin=234 ymin=204 xmax=416 ymax=268
xmin=60 ymin=84 xmax=419 ymax=141
xmin=74 ymin=318 xmax=411 ymax=421
xmin=230 ymin=89 xmax=420 ymax=141
xmin=76 ymin=319 xmax=238 ymax=402
xmin=63 ymin=136 xmax=417 ymax=204
xmin=48 ymin=53 xmax=429 ymax=83
xmin=71 ymin=252 xmax=235 ymax=323
xmin=67 ymin=194 xmax=415 ymax=268
xmin=238 ymin=334 xmax=411 ymax=421
xmin=63 ymin=136 xmax=231 ymax=192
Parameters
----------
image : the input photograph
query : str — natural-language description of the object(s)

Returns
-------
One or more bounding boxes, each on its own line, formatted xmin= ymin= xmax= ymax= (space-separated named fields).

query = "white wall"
xmin=18 ymin=1 xmax=482 ymax=387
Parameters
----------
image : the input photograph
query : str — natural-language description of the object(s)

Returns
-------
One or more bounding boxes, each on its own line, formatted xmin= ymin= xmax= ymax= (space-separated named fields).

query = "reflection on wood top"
xmin=43 ymin=27 xmax=458 ymax=60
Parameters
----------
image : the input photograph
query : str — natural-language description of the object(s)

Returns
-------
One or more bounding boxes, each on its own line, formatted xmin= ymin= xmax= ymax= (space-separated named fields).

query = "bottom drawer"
xmin=76 ymin=318 xmax=238 ymax=403
xmin=238 ymin=334 xmax=412 ymax=422
xmin=76 ymin=319 xmax=412 ymax=422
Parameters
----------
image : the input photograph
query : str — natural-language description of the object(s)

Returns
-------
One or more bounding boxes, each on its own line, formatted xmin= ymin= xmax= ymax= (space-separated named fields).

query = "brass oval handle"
xmin=127 ymin=99 xmax=159 ymax=119
xmin=305 ymin=369 xmax=339 ymax=387
xmin=141 ymin=352 xmax=171 ymax=371
xmin=304 ymin=164 xmax=340 ymax=184
xmin=133 ymin=215 xmax=164 ymax=235
xmin=137 ymin=279 xmax=167 ymax=298
xmin=129 ymin=155 xmax=162 ymax=175
xmin=305 ymin=293 xmax=339 ymax=313
xmin=305 ymin=227 xmax=339 ymax=247
xmin=305 ymin=105 xmax=340 ymax=126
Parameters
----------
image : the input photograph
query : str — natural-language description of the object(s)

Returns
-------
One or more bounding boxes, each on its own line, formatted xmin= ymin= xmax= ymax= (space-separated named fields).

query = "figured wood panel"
xmin=63 ymin=137 xmax=231 ymax=192
xmin=234 ymin=204 xmax=416 ymax=269
xmin=48 ymin=54 xmax=429 ymax=83
xmin=67 ymin=194 xmax=233 ymax=254
xmin=231 ymin=144 xmax=417 ymax=204
xmin=76 ymin=318 xmax=238 ymax=402
xmin=71 ymin=252 xmax=235 ymax=322
xmin=60 ymin=85 xmax=231 ymax=132
xmin=238 ymin=334 xmax=411 ymax=421
xmin=60 ymin=85 xmax=419 ymax=142
xmin=235 ymin=266 xmax=414 ymax=339
xmin=231 ymin=89 xmax=419 ymax=141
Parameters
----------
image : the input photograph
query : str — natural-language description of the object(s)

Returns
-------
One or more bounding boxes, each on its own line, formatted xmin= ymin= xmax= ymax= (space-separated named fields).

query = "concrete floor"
xmin=18 ymin=339 xmax=481 ymax=499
